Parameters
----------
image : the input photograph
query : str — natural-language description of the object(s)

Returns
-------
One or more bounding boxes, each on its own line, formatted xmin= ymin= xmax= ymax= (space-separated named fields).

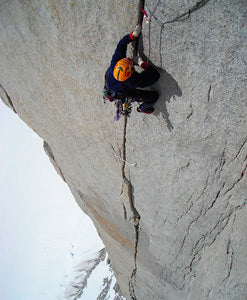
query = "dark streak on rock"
xmin=186 ymin=104 xmax=193 ymax=120
xmin=207 ymin=85 xmax=212 ymax=102
xmin=129 ymin=223 xmax=140 ymax=300
xmin=183 ymin=201 xmax=246 ymax=287
xmin=224 ymin=162 xmax=247 ymax=196
xmin=204 ymin=190 xmax=221 ymax=215
xmin=233 ymin=137 xmax=247 ymax=160
xmin=122 ymin=203 xmax=127 ymax=220
xmin=177 ymin=194 xmax=194 ymax=221
xmin=219 ymin=148 xmax=226 ymax=175
xmin=176 ymin=176 xmax=209 ymax=257
xmin=0 ymin=83 xmax=17 ymax=113
xmin=43 ymin=141 xmax=66 ymax=182
xmin=221 ymin=239 xmax=234 ymax=285
xmin=177 ymin=155 xmax=246 ymax=287
xmin=214 ymin=146 xmax=226 ymax=180
xmin=203 ymin=182 xmax=226 ymax=217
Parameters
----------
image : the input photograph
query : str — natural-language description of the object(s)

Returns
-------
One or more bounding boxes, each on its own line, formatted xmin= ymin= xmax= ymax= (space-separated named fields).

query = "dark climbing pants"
xmin=128 ymin=89 xmax=159 ymax=111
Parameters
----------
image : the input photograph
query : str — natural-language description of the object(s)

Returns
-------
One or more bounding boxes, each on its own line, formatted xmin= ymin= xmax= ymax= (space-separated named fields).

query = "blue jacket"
xmin=105 ymin=34 xmax=160 ymax=93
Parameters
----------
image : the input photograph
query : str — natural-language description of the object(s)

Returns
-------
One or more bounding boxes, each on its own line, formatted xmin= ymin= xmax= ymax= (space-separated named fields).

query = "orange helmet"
xmin=113 ymin=58 xmax=133 ymax=81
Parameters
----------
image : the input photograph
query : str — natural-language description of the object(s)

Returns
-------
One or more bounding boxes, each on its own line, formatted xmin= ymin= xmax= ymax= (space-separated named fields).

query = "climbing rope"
xmin=142 ymin=0 xmax=210 ymax=66
xmin=142 ymin=0 xmax=161 ymax=63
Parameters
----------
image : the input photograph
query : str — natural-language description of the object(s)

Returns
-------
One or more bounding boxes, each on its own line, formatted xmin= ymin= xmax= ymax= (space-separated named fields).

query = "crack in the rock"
xmin=0 ymin=83 xmax=17 ymax=113
xmin=217 ymin=144 xmax=227 ymax=172
xmin=125 ymin=178 xmax=140 ymax=224
xmin=178 ymin=202 xmax=194 ymax=221
xmin=219 ymin=150 xmax=226 ymax=175
xmin=186 ymin=104 xmax=193 ymax=120
xmin=122 ymin=203 xmax=127 ymax=220
xmin=182 ymin=200 xmax=246 ymax=287
xmin=203 ymin=181 xmax=226 ymax=217
xmin=121 ymin=115 xmax=140 ymax=299
xmin=151 ymin=0 xmax=211 ymax=26
xmin=176 ymin=163 xmax=235 ymax=266
xmin=175 ymin=164 xmax=245 ymax=286
xmin=204 ymin=189 xmax=221 ymax=215
xmin=213 ymin=144 xmax=227 ymax=181
xmin=176 ymin=204 xmax=204 ymax=259
xmin=129 ymin=222 xmax=140 ymax=300
xmin=232 ymin=137 xmax=247 ymax=161
xmin=177 ymin=193 xmax=194 ymax=222
xmin=178 ymin=160 xmax=193 ymax=172
xmin=221 ymin=239 xmax=234 ymax=285
xmin=190 ymin=208 xmax=227 ymax=257
xmin=207 ymin=85 xmax=212 ymax=102
xmin=175 ymin=176 xmax=209 ymax=258
xmin=223 ymin=162 xmax=247 ymax=196
xmin=198 ymin=175 xmax=210 ymax=200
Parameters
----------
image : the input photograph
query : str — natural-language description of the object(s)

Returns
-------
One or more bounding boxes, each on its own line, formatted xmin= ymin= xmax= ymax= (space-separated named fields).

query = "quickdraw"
xmin=103 ymin=86 xmax=132 ymax=121
xmin=141 ymin=8 xmax=150 ymax=23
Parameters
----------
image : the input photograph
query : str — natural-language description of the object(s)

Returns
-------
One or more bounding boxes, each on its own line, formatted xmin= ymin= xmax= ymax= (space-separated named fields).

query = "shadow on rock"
xmin=153 ymin=68 xmax=182 ymax=131
xmin=137 ymin=36 xmax=182 ymax=131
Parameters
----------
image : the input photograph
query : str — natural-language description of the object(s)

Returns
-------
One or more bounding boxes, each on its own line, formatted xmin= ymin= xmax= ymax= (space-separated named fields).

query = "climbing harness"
xmin=103 ymin=85 xmax=132 ymax=121
xmin=114 ymin=97 xmax=132 ymax=121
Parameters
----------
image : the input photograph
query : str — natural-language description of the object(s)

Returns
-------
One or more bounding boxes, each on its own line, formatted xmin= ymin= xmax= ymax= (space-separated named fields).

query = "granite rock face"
xmin=1 ymin=0 xmax=247 ymax=299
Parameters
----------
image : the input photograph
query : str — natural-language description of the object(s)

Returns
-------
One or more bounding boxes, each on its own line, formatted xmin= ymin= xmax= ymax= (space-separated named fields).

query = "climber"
xmin=104 ymin=24 xmax=160 ymax=114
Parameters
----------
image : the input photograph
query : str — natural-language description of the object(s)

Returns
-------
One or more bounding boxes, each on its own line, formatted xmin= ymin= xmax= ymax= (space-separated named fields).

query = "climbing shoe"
xmin=137 ymin=105 xmax=154 ymax=114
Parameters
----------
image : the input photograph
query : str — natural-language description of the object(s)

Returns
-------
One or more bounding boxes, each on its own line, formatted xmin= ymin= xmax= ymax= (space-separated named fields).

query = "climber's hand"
xmin=138 ymin=57 xmax=150 ymax=69
xmin=130 ymin=24 xmax=142 ymax=40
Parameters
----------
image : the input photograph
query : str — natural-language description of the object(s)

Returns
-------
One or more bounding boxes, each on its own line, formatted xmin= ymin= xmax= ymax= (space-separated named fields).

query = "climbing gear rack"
xmin=103 ymin=86 xmax=132 ymax=121
xmin=114 ymin=97 xmax=132 ymax=121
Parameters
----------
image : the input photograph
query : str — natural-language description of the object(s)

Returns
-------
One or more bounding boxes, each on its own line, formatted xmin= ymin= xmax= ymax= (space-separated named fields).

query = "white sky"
xmin=0 ymin=100 xmax=104 ymax=300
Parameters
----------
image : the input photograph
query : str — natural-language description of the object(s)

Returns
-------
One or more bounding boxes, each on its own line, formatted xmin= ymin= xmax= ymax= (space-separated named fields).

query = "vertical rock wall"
xmin=1 ymin=0 xmax=246 ymax=299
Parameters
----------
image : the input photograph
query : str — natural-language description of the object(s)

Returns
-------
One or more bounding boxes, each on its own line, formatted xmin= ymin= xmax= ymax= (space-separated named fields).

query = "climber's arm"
xmin=110 ymin=34 xmax=133 ymax=68
xmin=131 ymin=63 xmax=160 ymax=88
xmin=110 ymin=25 xmax=142 ymax=68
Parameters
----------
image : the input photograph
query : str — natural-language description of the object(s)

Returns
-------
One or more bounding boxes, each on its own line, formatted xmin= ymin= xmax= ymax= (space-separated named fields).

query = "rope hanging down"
xmin=141 ymin=0 xmax=161 ymax=63
xmin=147 ymin=0 xmax=161 ymax=62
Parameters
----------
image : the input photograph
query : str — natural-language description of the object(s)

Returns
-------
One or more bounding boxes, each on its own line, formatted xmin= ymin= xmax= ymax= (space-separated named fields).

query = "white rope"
xmin=113 ymin=152 xmax=137 ymax=167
